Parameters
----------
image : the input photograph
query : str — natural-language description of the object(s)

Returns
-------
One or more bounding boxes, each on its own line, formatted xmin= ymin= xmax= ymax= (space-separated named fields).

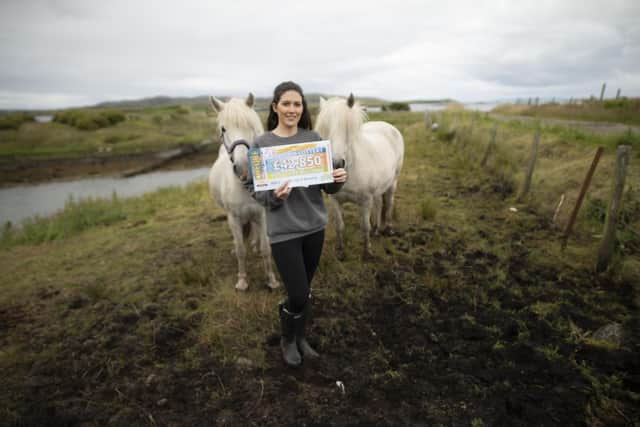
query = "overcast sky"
xmin=1 ymin=0 xmax=639 ymax=109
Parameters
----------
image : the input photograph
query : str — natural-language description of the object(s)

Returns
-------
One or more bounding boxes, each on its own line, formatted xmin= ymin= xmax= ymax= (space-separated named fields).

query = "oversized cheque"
xmin=249 ymin=140 xmax=335 ymax=192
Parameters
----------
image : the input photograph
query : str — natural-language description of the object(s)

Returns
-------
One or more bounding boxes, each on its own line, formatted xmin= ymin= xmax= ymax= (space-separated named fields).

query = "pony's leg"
xmin=227 ymin=214 xmax=249 ymax=291
xmin=382 ymin=179 xmax=398 ymax=236
xmin=256 ymin=217 xmax=279 ymax=289
xmin=360 ymin=197 xmax=374 ymax=259
xmin=247 ymin=221 xmax=259 ymax=253
xmin=329 ymin=196 xmax=346 ymax=261
xmin=371 ymin=195 xmax=383 ymax=236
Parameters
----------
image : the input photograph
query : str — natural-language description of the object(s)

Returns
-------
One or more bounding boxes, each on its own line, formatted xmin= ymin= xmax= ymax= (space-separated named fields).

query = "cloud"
xmin=0 ymin=0 xmax=638 ymax=109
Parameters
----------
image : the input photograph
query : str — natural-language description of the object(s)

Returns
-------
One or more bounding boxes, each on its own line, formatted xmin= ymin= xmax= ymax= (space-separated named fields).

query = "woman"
xmin=245 ymin=81 xmax=347 ymax=367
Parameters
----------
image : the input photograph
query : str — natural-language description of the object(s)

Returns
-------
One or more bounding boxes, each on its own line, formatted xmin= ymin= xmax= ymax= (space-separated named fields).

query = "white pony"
xmin=315 ymin=94 xmax=404 ymax=259
xmin=208 ymin=94 xmax=279 ymax=291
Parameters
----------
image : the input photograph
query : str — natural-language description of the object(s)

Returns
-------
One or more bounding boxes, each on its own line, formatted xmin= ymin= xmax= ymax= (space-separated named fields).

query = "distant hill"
xmin=403 ymin=98 xmax=456 ymax=104
xmin=95 ymin=95 xmax=212 ymax=110
xmin=0 ymin=94 xmax=448 ymax=114
xmin=94 ymin=93 xmax=392 ymax=111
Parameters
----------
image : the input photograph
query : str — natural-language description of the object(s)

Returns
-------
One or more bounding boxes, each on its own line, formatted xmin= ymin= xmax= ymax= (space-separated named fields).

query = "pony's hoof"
xmin=336 ymin=250 xmax=346 ymax=262
xmin=235 ymin=280 xmax=249 ymax=291
xmin=362 ymin=250 xmax=375 ymax=261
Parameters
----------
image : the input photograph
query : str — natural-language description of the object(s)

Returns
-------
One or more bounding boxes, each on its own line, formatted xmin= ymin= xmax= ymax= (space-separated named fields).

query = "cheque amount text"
xmin=271 ymin=154 xmax=323 ymax=171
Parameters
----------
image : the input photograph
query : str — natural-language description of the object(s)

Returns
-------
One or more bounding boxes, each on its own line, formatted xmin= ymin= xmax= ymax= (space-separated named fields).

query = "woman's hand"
xmin=332 ymin=168 xmax=347 ymax=183
xmin=274 ymin=181 xmax=292 ymax=200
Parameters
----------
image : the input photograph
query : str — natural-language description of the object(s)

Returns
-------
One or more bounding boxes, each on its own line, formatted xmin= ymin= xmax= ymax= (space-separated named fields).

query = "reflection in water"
xmin=0 ymin=167 xmax=210 ymax=226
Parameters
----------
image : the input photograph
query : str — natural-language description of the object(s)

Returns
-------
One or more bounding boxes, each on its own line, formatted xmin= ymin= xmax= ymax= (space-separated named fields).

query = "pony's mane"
xmin=316 ymin=97 xmax=367 ymax=144
xmin=216 ymin=98 xmax=264 ymax=136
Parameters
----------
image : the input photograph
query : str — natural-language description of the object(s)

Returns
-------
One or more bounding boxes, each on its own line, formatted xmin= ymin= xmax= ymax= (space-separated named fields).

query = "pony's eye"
xmin=220 ymin=126 xmax=226 ymax=135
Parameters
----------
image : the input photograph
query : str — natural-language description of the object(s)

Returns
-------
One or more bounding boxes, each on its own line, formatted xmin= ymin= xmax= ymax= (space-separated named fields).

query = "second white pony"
xmin=208 ymin=94 xmax=279 ymax=291
xmin=315 ymin=94 xmax=404 ymax=259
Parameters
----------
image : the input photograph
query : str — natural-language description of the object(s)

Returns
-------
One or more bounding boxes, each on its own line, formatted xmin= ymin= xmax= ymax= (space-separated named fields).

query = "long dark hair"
xmin=267 ymin=81 xmax=312 ymax=131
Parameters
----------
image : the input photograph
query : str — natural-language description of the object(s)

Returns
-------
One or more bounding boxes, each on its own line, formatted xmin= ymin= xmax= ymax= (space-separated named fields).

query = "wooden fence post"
xmin=424 ymin=111 xmax=432 ymax=130
xmin=616 ymin=88 xmax=621 ymax=99
xmin=600 ymin=82 xmax=607 ymax=102
xmin=480 ymin=124 xmax=498 ymax=167
xmin=561 ymin=147 xmax=604 ymax=248
xmin=518 ymin=131 xmax=541 ymax=201
xmin=596 ymin=145 xmax=631 ymax=272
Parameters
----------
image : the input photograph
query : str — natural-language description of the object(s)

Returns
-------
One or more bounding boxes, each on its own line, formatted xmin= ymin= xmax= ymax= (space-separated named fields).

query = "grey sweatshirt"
xmin=245 ymin=129 xmax=344 ymax=244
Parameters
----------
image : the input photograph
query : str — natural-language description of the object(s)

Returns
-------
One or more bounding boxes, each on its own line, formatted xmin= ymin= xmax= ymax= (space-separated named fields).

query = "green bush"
xmin=103 ymin=109 xmax=126 ymax=124
xmin=383 ymin=102 xmax=411 ymax=112
xmin=0 ymin=112 xmax=35 ymax=130
xmin=53 ymin=109 xmax=126 ymax=130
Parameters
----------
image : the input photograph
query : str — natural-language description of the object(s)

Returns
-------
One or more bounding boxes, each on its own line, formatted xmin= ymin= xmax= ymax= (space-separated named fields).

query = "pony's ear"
xmin=246 ymin=93 xmax=255 ymax=108
xmin=320 ymin=97 xmax=327 ymax=109
xmin=347 ymin=93 xmax=355 ymax=108
xmin=209 ymin=96 xmax=224 ymax=112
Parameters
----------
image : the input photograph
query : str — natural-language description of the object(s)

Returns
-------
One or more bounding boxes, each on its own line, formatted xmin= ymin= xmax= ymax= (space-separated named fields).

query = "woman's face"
xmin=273 ymin=90 xmax=303 ymax=129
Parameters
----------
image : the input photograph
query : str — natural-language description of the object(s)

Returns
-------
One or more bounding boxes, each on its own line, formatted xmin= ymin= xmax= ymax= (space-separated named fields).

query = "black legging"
xmin=270 ymin=229 xmax=324 ymax=313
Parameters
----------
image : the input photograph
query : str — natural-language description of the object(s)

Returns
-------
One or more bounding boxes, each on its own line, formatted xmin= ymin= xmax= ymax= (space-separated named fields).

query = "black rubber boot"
xmin=279 ymin=302 xmax=302 ymax=367
xmin=294 ymin=301 xmax=320 ymax=359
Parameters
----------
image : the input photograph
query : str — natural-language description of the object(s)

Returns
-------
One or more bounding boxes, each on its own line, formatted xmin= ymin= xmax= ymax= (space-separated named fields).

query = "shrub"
xmin=53 ymin=109 xmax=126 ymax=130
xmin=103 ymin=109 xmax=126 ymax=124
xmin=0 ymin=112 xmax=35 ymax=130
xmin=383 ymin=102 xmax=411 ymax=112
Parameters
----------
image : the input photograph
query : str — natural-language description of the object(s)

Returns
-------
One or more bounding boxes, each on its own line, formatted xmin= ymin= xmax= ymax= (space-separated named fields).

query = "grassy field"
xmin=0 ymin=105 xmax=214 ymax=159
xmin=1 ymin=110 xmax=639 ymax=425
xmin=492 ymin=97 xmax=640 ymax=126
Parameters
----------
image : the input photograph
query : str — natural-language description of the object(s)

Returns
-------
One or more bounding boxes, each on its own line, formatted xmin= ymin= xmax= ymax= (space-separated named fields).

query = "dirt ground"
xmin=6 ymin=194 xmax=638 ymax=427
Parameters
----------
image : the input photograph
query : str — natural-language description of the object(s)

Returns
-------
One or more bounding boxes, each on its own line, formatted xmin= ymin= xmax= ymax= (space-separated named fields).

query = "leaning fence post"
xmin=600 ymin=82 xmax=607 ymax=102
xmin=596 ymin=145 xmax=631 ymax=272
xmin=518 ymin=131 xmax=541 ymax=201
xmin=561 ymin=146 xmax=604 ymax=248
xmin=480 ymin=123 xmax=498 ymax=167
